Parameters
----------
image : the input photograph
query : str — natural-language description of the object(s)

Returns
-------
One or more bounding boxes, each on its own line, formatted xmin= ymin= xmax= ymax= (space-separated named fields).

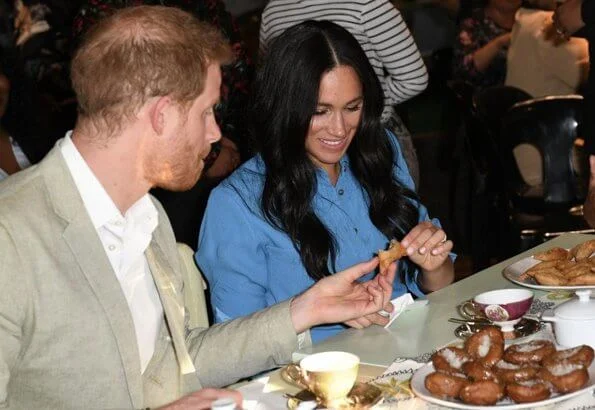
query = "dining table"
xmin=235 ymin=233 xmax=595 ymax=409
xmin=291 ymin=233 xmax=592 ymax=365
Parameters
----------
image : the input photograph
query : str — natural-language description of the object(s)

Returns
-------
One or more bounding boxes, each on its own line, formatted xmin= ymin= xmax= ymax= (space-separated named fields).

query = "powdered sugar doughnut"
xmin=503 ymin=340 xmax=556 ymax=365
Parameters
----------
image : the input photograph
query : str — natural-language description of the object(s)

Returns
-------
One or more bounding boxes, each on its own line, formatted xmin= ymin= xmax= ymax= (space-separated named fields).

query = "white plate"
xmin=411 ymin=358 xmax=595 ymax=409
xmin=502 ymin=256 xmax=595 ymax=291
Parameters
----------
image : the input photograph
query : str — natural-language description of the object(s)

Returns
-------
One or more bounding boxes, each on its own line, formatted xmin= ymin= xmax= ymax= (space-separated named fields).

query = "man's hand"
xmin=157 ymin=388 xmax=242 ymax=410
xmin=344 ymin=261 xmax=396 ymax=329
xmin=289 ymin=258 xmax=393 ymax=333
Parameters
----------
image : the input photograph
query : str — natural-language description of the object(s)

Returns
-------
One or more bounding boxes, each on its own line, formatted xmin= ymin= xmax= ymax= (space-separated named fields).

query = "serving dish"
xmin=411 ymin=356 xmax=595 ymax=409
xmin=503 ymin=256 xmax=595 ymax=291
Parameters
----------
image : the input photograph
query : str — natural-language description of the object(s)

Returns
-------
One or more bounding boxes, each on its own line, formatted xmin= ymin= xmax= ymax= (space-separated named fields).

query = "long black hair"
xmin=250 ymin=20 xmax=419 ymax=281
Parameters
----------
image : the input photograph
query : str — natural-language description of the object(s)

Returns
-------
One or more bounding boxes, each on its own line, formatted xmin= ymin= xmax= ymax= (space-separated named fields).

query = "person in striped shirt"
xmin=259 ymin=0 xmax=429 ymax=187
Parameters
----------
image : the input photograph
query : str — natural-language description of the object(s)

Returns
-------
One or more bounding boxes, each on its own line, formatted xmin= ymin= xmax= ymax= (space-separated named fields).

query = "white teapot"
xmin=542 ymin=290 xmax=595 ymax=349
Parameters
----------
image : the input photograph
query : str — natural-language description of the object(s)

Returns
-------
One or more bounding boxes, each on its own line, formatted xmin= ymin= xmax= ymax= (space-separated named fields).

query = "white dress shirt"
xmin=59 ymin=133 xmax=163 ymax=373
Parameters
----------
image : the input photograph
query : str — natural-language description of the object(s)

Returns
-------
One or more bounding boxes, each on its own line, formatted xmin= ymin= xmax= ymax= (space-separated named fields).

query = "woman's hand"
xmin=472 ymin=32 xmax=511 ymax=72
xmin=554 ymin=0 xmax=585 ymax=36
xmin=401 ymin=221 xmax=453 ymax=272
xmin=402 ymin=222 xmax=455 ymax=293
xmin=495 ymin=32 xmax=512 ymax=49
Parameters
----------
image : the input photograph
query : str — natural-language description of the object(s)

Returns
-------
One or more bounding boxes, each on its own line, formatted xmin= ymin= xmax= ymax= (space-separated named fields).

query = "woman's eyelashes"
xmin=346 ymin=103 xmax=362 ymax=112
xmin=313 ymin=104 xmax=362 ymax=116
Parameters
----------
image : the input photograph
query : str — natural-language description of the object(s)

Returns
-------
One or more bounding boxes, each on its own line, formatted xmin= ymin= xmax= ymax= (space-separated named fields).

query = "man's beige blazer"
xmin=0 ymin=146 xmax=299 ymax=409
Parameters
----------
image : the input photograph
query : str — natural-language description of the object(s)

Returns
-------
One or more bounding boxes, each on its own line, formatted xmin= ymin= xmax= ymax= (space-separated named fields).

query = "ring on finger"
xmin=440 ymin=234 xmax=448 ymax=244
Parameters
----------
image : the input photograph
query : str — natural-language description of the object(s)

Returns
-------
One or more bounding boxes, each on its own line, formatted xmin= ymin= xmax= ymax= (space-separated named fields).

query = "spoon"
xmin=448 ymin=317 xmax=490 ymax=325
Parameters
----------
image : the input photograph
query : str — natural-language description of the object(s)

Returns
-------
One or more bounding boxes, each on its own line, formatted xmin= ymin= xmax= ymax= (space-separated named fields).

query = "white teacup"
xmin=299 ymin=351 xmax=360 ymax=405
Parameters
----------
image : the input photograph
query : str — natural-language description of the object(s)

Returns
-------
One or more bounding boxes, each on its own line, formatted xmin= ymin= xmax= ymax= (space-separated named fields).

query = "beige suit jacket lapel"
xmin=146 ymin=243 xmax=196 ymax=379
xmin=41 ymin=147 xmax=144 ymax=407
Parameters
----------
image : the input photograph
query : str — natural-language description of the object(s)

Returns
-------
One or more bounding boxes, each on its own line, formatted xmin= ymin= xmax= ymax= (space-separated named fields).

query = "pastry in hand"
xmin=378 ymin=239 xmax=407 ymax=271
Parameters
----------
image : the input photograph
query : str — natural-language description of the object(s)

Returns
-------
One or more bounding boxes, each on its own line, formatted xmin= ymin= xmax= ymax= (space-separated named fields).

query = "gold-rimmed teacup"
xmin=285 ymin=351 xmax=360 ymax=407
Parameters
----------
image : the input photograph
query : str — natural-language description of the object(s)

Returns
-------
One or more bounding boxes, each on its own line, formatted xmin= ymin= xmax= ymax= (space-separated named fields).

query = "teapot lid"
xmin=555 ymin=290 xmax=595 ymax=320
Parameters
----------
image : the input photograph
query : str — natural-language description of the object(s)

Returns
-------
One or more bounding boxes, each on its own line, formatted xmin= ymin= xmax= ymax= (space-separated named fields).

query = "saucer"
xmin=454 ymin=317 xmax=543 ymax=340
xmin=280 ymin=364 xmax=307 ymax=389
xmin=286 ymin=382 xmax=383 ymax=409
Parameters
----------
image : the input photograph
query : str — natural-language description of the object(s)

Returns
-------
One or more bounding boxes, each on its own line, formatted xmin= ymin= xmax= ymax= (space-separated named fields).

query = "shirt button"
xmin=354 ymin=228 xmax=358 ymax=233
xmin=338 ymin=189 xmax=344 ymax=195
xmin=114 ymin=220 xmax=124 ymax=226
xmin=108 ymin=244 xmax=117 ymax=251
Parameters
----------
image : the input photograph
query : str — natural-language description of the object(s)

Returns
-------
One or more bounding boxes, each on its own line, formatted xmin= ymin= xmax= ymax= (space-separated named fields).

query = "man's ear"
xmin=148 ymin=96 xmax=172 ymax=135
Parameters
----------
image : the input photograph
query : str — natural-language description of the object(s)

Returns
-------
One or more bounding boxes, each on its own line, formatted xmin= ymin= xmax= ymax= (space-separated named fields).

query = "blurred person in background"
xmin=506 ymin=5 xmax=588 ymax=97
xmin=259 ymin=0 xmax=429 ymax=188
xmin=0 ymin=73 xmax=29 ymax=181
xmin=452 ymin=0 xmax=522 ymax=89
xmin=0 ymin=0 xmax=75 ymax=178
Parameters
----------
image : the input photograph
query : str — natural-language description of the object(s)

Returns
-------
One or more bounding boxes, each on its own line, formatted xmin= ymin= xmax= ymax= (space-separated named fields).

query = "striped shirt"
xmin=259 ymin=0 xmax=429 ymax=119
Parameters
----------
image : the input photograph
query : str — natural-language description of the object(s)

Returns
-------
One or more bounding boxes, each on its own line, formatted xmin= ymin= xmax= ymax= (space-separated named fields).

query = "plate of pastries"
xmin=410 ymin=326 xmax=595 ymax=409
xmin=502 ymin=240 xmax=595 ymax=290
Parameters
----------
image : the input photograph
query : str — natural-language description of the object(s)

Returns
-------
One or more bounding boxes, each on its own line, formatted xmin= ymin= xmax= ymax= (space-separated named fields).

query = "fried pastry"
xmin=524 ymin=240 xmax=595 ymax=286
xmin=568 ymin=273 xmax=595 ymax=285
xmin=533 ymin=247 xmax=569 ymax=261
xmin=562 ymin=263 xmax=592 ymax=279
xmin=571 ymin=239 xmax=595 ymax=261
xmin=520 ymin=261 xmax=561 ymax=281
xmin=555 ymin=260 xmax=576 ymax=271
xmin=378 ymin=239 xmax=407 ymax=271
xmin=533 ymin=270 xmax=568 ymax=286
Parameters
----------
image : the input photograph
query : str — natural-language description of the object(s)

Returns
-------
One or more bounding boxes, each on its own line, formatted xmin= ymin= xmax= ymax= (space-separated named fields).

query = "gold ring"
xmin=440 ymin=235 xmax=448 ymax=244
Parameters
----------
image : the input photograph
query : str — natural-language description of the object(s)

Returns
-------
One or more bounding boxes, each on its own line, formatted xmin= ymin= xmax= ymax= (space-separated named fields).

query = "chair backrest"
xmin=473 ymin=85 xmax=532 ymax=138
xmin=500 ymin=95 xmax=586 ymax=205
xmin=177 ymin=243 xmax=210 ymax=329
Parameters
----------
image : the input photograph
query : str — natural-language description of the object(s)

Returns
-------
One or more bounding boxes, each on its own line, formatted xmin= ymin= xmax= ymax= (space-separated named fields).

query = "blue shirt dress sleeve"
xmin=195 ymin=185 xmax=269 ymax=323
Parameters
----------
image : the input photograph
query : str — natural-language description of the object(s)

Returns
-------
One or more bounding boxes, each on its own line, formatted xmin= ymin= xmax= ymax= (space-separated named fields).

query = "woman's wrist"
xmin=419 ymin=260 xmax=455 ymax=293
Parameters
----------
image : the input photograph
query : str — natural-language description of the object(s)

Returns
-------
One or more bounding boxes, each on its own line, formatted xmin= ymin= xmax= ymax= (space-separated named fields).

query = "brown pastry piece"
xmin=378 ymin=239 xmax=407 ymax=271
xmin=503 ymin=340 xmax=556 ymax=365
xmin=494 ymin=360 xmax=539 ymax=383
xmin=506 ymin=379 xmax=551 ymax=403
xmin=459 ymin=380 xmax=505 ymax=405
xmin=539 ymin=361 xmax=589 ymax=393
xmin=568 ymin=273 xmax=595 ymax=285
xmin=432 ymin=347 xmax=471 ymax=375
xmin=524 ymin=261 xmax=560 ymax=278
xmin=464 ymin=326 xmax=504 ymax=368
xmin=424 ymin=371 xmax=468 ymax=398
xmin=571 ymin=239 xmax=595 ymax=261
xmin=462 ymin=361 xmax=500 ymax=382
xmin=556 ymin=259 xmax=577 ymax=271
xmin=562 ymin=263 xmax=592 ymax=279
xmin=543 ymin=345 xmax=595 ymax=368
xmin=533 ymin=270 xmax=568 ymax=286
xmin=533 ymin=247 xmax=569 ymax=261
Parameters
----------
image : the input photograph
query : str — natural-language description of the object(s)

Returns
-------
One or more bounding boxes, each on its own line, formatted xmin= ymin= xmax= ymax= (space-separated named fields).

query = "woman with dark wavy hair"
xmin=196 ymin=20 xmax=454 ymax=342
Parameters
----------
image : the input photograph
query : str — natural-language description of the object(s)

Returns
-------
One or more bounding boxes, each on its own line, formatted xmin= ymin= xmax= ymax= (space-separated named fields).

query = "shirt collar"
xmin=59 ymin=132 xmax=157 ymax=230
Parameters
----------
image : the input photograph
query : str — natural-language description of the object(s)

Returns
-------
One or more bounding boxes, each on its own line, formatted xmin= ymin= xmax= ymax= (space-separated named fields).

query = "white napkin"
xmin=384 ymin=294 xmax=428 ymax=329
